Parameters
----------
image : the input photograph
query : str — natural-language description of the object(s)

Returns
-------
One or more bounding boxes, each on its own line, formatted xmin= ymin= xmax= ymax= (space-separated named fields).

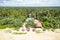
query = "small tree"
xmin=26 ymin=20 xmax=36 ymax=28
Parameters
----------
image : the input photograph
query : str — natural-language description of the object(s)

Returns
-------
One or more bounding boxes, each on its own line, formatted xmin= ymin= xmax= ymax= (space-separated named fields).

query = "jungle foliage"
xmin=0 ymin=7 xmax=60 ymax=29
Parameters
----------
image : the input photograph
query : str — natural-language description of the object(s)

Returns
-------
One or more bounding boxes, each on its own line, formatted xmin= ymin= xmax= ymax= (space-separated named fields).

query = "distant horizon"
xmin=0 ymin=6 xmax=60 ymax=8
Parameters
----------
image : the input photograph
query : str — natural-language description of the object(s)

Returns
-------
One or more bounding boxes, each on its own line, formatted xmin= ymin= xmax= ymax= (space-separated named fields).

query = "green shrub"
xmin=42 ymin=22 xmax=51 ymax=29
xmin=35 ymin=30 xmax=42 ymax=33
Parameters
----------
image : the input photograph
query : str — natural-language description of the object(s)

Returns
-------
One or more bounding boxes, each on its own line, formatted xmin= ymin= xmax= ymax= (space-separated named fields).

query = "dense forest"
xmin=0 ymin=7 xmax=60 ymax=29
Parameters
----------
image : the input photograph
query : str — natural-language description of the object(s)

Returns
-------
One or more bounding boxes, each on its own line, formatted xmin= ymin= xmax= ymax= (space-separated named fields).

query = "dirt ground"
xmin=0 ymin=30 xmax=60 ymax=40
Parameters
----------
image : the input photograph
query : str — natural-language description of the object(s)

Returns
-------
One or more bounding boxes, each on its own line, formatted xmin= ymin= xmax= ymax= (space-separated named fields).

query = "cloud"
xmin=0 ymin=0 xmax=60 ymax=6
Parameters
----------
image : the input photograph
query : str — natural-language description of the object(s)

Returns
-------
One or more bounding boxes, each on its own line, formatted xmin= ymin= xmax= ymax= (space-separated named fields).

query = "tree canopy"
xmin=0 ymin=7 xmax=60 ymax=29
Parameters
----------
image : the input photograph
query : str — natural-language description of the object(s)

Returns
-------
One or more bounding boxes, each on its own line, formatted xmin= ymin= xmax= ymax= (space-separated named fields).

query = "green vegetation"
xmin=35 ymin=30 xmax=42 ymax=33
xmin=26 ymin=20 xmax=36 ymax=28
xmin=0 ymin=7 xmax=60 ymax=29
xmin=13 ymin=32 xmax=27 ymax=34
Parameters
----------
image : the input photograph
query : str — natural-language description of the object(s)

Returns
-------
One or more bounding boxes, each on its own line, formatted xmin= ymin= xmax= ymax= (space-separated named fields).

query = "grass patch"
xmin=35 ymin=30 xmax=42 ymax=34
xmin=13 ymin=32 xmax=27 ymax=34
xmin=0 ymin=25 xmax=7 ymax=29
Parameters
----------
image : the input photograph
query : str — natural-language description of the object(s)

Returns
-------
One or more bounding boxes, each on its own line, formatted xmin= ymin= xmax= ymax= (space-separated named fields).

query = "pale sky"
xmin=0 ymin=0 xmax=60 ymax=7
